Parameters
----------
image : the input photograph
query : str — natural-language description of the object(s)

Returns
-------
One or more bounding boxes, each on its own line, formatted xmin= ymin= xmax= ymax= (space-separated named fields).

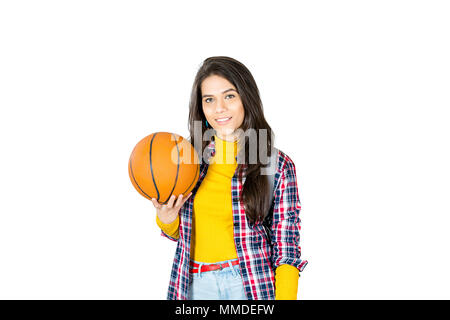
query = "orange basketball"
xmin=128 ymin=132 xmax=200 ymax=204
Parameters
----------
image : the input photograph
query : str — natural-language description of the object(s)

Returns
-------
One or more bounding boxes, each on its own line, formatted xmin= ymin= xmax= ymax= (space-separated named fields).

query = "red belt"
xmin=189 ymin=260 xmax=239 ymax=273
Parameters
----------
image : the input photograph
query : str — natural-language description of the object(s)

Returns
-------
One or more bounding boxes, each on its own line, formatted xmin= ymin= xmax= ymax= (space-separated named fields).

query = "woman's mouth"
xmin=215 ymin=117 xmax=232 ymax=125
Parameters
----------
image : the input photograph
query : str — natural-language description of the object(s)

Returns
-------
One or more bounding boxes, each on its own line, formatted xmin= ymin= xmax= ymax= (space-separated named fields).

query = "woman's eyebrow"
xmin=202 ymin=88 xmax=237 ymax=98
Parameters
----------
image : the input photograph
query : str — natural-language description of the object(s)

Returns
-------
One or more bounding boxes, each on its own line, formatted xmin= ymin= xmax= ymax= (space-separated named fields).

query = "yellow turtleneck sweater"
xmin=156 ymin=134 xmax=299 ymax=300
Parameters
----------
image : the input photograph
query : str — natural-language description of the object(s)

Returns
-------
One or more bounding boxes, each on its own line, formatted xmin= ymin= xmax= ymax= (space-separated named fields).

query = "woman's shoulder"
xmin=274 ymin=147 xmax=297 ymax=174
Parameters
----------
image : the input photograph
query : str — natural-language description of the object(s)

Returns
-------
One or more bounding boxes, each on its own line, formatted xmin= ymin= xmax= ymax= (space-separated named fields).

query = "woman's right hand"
xmin=151 ymin=192 xmax=192 ymax=224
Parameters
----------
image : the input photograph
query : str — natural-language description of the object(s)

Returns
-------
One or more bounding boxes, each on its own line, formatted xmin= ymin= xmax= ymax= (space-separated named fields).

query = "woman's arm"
xmin=275 ymin=264 xmax=300 ymax=300
xmin=271 ymin=155 xmax=308 ymax=299
xmin=156 ymin=214 xmax=179 ymax=241
xmin=152 ymin=193 xmax=191 ymax=242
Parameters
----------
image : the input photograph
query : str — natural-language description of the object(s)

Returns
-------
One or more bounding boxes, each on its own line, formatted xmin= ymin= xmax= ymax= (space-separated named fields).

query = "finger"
xmin=174 ymin=194 xmax=184 ymax=207
xmin=166 ymin=194 xmax=176 ymax=208
xmin=151 ymin=198 xmax=161 ymax=209
xmin=181 ymin=192 xmax=193 ymax=205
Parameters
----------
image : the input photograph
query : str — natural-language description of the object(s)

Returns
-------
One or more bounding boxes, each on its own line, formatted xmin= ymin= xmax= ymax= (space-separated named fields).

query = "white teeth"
xmin=216 ymin=117 xmax=231 ymax=122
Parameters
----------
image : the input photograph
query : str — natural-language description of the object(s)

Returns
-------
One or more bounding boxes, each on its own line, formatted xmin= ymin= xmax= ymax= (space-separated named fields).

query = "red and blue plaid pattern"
xmin=160 ymin=139 xmax=308 ymax=300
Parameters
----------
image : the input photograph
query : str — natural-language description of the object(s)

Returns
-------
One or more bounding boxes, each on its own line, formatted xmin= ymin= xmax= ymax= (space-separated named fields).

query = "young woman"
xmin=151 ymin=56 xmax=307 ymax=300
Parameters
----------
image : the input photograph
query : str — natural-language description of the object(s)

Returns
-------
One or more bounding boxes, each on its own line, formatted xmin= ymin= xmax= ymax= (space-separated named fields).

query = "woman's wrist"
xmin=157 ymin=212 xmax=179 ymax=225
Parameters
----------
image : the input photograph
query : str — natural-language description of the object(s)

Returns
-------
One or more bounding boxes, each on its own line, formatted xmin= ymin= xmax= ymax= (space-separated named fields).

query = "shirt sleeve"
xmin=275 ymin=264 xmax=300 ymax=300
xmin=271 ymin=157 xmax=308 ymax=272
xmin=156 ymin=214 xmax=180 ymax=242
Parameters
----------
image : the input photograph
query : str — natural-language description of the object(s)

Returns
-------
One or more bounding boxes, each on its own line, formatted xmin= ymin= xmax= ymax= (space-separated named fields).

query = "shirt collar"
xmin=205 ymin=138 xmax=240 ymax=162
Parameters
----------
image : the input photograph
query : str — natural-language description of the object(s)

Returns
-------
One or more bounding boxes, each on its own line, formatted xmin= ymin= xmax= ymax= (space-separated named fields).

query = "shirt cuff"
xmin=156 ymin=214 xmax=179 ymax=240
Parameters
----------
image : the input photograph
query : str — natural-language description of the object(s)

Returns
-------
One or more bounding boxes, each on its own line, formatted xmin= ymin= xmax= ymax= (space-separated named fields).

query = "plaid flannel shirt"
xmin=160 ymin=139 xmax=308 ymax=300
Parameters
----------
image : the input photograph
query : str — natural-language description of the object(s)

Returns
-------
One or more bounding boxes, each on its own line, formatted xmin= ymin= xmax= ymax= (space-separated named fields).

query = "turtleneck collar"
xmin=211 ymin=134 xmax=238 ymax=165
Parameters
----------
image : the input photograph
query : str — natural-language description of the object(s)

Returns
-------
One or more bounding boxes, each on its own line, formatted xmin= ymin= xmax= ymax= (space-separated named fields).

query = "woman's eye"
xmin=204 ymin=95 xmax=234 ymax=103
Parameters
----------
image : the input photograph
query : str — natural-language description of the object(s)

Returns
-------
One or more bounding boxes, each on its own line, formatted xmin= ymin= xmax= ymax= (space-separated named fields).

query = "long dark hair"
xmin=188 ymin=56 xmax=274 ymax=225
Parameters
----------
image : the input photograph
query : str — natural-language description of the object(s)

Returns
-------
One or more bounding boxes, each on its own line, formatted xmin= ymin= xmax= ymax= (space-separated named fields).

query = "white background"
xmin=1 ymin=0 xmax=449 ymax=299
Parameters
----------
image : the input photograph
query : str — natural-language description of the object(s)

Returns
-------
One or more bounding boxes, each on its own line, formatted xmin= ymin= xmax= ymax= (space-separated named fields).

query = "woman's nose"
xmin=215 ymin=100 xmax=227 ymax=112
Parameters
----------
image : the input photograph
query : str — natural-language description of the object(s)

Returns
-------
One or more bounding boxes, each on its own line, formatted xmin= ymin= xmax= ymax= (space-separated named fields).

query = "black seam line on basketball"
xmin=163 ymin=133 xmax=180 ymax=204
xmin=149 ymin=133 xmax=160 ymax=202
xmin=181 ymin=157 xmax=199 ymax=196
xmin=129 ymin=157 xmax=152 ymax=201
xmin=180 ymin=162 xmax=198 ymax=196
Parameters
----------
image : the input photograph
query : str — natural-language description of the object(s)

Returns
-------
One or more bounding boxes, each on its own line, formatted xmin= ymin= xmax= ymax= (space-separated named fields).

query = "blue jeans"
xmin=188 ymin=258 xmax=247 ymax=300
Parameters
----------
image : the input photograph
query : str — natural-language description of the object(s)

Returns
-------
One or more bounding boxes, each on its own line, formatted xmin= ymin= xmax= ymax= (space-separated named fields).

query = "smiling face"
xmin=201 ymin=75 xmax=245 ymax=142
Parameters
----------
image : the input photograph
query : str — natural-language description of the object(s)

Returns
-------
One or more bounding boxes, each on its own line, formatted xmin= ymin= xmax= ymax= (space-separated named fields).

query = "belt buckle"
xmin=218 ymin=263 xmax=223 ymax=271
